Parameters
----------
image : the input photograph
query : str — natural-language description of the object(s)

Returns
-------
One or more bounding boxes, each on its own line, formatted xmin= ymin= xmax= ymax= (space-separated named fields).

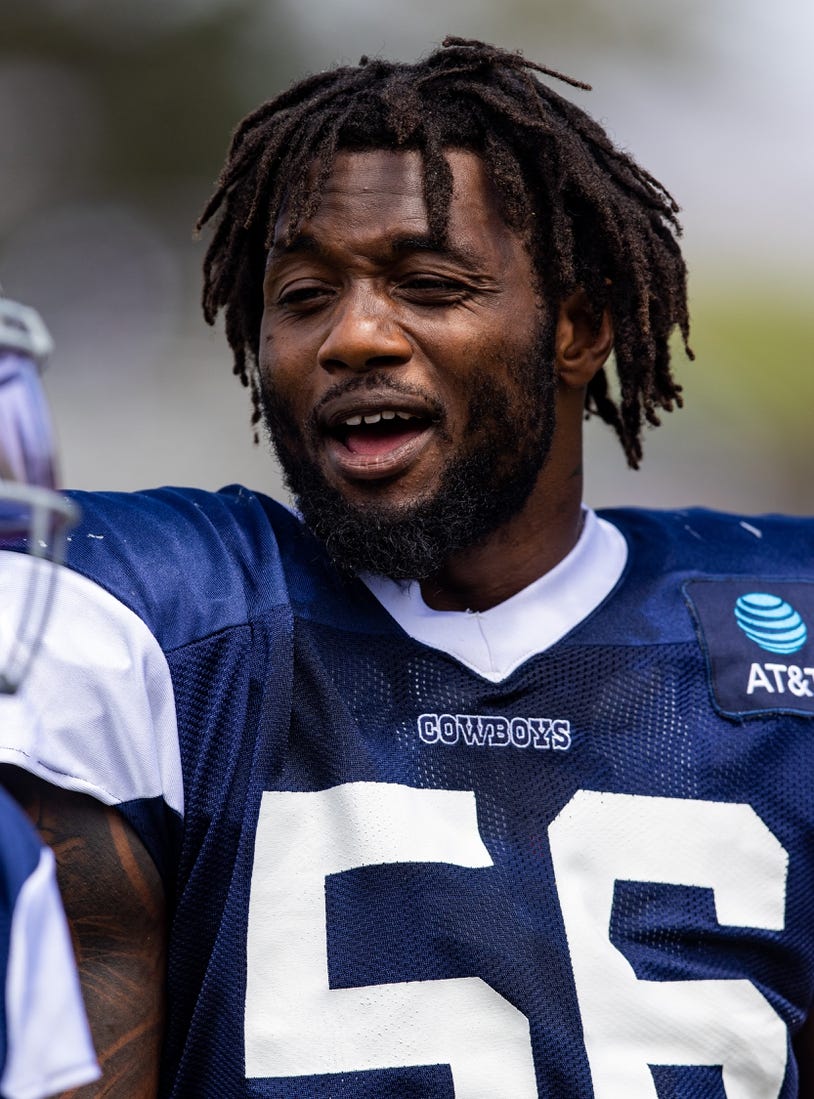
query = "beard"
xmin=260 ymin=317 xmax=558 ymax=580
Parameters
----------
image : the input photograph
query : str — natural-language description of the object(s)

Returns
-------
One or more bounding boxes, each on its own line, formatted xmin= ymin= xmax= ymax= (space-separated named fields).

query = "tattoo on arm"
xmin=795 ymin=1006 xmax=814 ymax=1098
xmin=1 ymin=766 xmax=167 ymax=1098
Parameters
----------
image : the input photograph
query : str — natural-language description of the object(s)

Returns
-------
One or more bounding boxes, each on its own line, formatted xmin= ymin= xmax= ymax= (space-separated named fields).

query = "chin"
xmin=329 ymin=470 xmax=442 ymax=514
xmin=261 ymin=345 xmax=558 ymax=578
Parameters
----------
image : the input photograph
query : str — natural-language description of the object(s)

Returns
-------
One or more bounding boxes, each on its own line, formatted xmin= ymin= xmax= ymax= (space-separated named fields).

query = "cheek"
xmin=257 ymin=317 xmax=276 ymax=381
xmin=259 ymin=306 xmax=308 ymax=362
xmin=444 ymin=314 xmax=539 ymax=393
xmin=262 ymin=366 xmax=311 ymax=430
xmin=259 ymin=326 xmax=308 ymax=404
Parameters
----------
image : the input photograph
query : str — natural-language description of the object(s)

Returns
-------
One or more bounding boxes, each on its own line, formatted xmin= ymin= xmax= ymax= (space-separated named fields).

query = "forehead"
xmin=271 ymin=148 xmax=519 ymax=255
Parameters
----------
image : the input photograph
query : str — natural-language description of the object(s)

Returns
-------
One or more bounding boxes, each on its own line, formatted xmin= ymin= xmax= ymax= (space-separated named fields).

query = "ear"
xmin=554 ymin=290 xmax=614 ymax=389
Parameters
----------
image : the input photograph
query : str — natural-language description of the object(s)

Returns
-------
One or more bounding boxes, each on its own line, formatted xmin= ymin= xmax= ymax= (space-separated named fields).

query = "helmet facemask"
xmin=0 ymin=301 xmax=79 ymax=694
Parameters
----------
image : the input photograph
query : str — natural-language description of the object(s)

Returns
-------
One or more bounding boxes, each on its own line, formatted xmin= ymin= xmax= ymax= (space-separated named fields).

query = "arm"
xmin=1 ymin=766 xmax=166 ymax=1099
xmin=795 ymin=1008 xmax=814 ymax=1097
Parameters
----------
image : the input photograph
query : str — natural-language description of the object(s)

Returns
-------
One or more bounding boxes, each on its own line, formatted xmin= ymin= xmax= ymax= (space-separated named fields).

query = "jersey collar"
xmin=361 ymin=509 xmax=628 ymax=682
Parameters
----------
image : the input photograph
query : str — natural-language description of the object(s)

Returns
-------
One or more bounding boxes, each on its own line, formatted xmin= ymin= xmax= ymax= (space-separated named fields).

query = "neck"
xmin=418 ymin=454 xmax=584 ymax=612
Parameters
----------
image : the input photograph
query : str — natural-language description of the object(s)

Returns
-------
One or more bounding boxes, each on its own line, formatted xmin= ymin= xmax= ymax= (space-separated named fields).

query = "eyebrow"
xmin=267 ymin=232 xmax=483 ymax=270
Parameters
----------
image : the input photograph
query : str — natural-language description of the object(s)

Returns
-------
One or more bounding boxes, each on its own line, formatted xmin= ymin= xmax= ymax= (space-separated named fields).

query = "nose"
xmin=317 ymin=286 xmax=412 ymax=374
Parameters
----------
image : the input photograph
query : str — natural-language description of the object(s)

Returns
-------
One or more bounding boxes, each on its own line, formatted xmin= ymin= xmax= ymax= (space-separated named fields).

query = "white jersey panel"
xmin=0 ymin=552 xmax=183 ymax=815
xmin=1 ymin=846 xmax=99 ymax=1099
xmin=362 ymin=510 xmax=628 ymax=681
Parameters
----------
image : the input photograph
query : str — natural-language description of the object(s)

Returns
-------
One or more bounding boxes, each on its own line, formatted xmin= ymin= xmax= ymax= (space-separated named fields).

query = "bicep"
xmin=1 ymin=766 xmax=166 ymax=1099
xmin=795 ymin=1007 xmax=814 ymax=1097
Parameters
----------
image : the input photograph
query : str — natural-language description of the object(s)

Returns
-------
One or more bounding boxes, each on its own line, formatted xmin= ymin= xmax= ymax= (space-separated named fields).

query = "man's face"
xmin=259 ymin=149 xmax=558 ymax=578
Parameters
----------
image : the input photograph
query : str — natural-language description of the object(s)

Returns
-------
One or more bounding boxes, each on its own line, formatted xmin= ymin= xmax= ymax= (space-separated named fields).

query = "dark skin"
xmin=795 ymin=1013 xmax=814 ymax=1095
xmin=260 ymin=150 xmax=613 ymax=612
xmin=0 ymin=765 xmax=165 ymax=1099
xmin=9 ymin=148 xmax=812 ymax=1093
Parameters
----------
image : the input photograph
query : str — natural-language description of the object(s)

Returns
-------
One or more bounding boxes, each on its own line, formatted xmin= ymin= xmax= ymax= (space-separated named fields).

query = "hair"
xmin=197 ymin=36 xmax=692 ymax=468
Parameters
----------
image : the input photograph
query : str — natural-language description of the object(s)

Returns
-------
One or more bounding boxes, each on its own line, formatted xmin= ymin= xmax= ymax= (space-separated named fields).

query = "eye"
xmin=275 ymin=282 xmax=333 ymax=310
xmin=398 ymin=275 xmax=471 ymax=304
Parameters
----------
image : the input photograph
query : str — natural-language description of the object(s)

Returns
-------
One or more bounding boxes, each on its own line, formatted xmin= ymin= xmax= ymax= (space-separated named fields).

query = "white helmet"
xmin=0 ymin=296 xmax=79 ymax=693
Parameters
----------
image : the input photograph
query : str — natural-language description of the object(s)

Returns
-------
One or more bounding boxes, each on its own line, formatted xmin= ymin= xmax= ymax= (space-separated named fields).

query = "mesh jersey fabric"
xmin=1 ymin=484 xmax=813 ymax=1098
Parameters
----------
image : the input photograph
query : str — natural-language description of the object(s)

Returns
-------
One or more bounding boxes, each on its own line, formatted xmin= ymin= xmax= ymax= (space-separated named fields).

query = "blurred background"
xmin=1 ymin=0 xmax=811 ymax=513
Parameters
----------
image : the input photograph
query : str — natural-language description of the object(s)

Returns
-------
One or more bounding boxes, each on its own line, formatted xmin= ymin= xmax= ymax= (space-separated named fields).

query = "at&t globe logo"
xmin=734 ymin=592 xmax=807 ymax=655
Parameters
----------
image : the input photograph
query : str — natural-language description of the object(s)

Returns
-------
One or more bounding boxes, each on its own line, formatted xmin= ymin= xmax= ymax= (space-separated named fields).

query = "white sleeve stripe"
xmin=0 ymin=552 xmax=183 ymax=816
xmin=1 ymin=847 xmax=100 ymax=1099
xmin=0 ymin=745 xmax=139 ymax=808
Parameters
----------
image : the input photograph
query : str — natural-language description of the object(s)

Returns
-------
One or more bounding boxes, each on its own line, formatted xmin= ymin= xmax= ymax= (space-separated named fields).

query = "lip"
xmin=319 ymin=391 xmax=438 ymax=431
xmin=323 ymin=422 xmax=436 ymax=481
xmin=317 ymin=387 xmax=440 ymax=482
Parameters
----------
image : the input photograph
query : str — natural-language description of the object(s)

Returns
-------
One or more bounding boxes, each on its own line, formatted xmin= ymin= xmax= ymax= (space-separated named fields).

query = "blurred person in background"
xmin=0 ymin=296 xmax=98 ymax=1098
xmin=1 ymin=37 xmax=814 ymax=1098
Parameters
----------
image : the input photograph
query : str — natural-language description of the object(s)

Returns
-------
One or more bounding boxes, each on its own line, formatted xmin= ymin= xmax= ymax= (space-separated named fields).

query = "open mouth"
xmin=319 ymin=396 xmax=440 ymax=481
xmin=330 ymin=408 xmax=432 ymax=457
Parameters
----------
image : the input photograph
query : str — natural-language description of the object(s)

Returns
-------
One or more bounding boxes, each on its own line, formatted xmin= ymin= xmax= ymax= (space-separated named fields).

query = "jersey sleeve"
xmin=0 ymin=484 xmax=296 ymax=879
xmin=0 ymin=552 xmax=184 ymax=849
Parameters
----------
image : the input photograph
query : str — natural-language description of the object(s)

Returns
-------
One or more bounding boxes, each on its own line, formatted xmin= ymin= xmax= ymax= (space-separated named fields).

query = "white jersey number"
xmin=549 ymin=791 xmax=788 ymax=1098
xmin=245 ymin=784 xmax=789 ymax=1097
xmin=245 ymin=782 xmax=538 ymax=1095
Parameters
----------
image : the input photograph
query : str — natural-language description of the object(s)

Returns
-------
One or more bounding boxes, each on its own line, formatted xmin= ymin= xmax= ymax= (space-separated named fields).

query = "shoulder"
xmin=585 ymin=507 xmax=814 ymax=653
xmin=0 ymin=488 xmax=309 ymax=823
xmin=598 ymin=507 xmax=814 ymax=577
xmin=63 ymin=485 xmax=303 ymax=648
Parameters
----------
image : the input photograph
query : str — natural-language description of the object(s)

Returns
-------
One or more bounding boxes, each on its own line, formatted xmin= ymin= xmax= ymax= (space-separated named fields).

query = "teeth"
xmin=341 ymin=409 xmax=418 ymax=426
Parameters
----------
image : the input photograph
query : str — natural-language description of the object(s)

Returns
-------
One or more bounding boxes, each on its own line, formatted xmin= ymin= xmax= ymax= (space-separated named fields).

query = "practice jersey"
xmin=0 ymin=774 xmax=99 ymax=1099
xmin=1 ymin=485 xmax=813 ymax=1098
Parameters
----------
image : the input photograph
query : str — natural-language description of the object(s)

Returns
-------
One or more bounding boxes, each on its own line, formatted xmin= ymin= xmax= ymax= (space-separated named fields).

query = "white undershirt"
xmin=362 ymin=509 xmax=628 ymax=683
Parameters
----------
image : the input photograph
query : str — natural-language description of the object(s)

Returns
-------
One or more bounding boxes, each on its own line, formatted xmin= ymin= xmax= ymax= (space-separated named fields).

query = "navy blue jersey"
xmin=0 ymin=778 xmax=98 ymax=1099
xmin=1 ymin=486 xmax=813 ymax=1098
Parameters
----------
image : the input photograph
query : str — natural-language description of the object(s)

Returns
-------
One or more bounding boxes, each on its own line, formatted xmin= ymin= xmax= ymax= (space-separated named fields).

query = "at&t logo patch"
xmin=685 ymin=579 xmax=814 ymax=717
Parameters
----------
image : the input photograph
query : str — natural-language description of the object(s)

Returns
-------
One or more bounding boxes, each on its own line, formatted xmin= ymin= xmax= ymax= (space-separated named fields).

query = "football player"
xmin=1 ymin=38 xmax=813 ymax=1098
xmin=0 ymin=296 xmax=99 ymax=1098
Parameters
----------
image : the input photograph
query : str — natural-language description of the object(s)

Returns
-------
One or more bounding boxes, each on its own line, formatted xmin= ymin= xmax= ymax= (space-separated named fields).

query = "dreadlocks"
xmin=197 ymin=36 xmax=691 ymax=468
